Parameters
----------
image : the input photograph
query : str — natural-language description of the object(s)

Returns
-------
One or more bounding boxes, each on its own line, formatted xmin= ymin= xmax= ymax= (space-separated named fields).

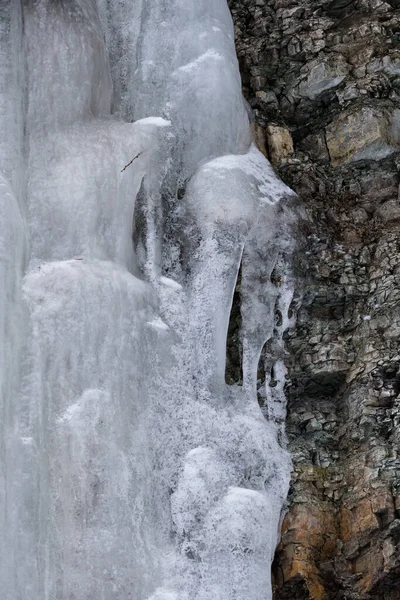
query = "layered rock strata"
xmin=228 ymin=1 xmax=400 ymax=598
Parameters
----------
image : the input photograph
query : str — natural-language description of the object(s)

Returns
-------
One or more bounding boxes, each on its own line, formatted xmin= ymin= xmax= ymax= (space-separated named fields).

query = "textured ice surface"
xmin=96 ymin=0 xmax=251 ymax=178
xmin=18 ymin=261 xmax=165 ymax=599
xmin=0 ymin=3 xmax=27 ymax=594
xmin=0 ymin=1 xmax=297 ymax=599
xmin=27 ymin=118 xmax=169 ymax=268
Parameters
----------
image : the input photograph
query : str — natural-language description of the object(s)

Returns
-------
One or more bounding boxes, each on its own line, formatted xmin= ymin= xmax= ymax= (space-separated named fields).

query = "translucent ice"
xmin=0 ymin=1 xmax=298 ymax=599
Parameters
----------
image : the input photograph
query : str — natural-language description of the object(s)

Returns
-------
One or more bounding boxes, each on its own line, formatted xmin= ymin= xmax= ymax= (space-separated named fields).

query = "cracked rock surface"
xmin=228 ymin=0 xmax=400 ymax=598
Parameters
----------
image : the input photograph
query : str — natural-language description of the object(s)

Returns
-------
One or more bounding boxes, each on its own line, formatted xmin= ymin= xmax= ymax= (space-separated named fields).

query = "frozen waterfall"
xmin=0 ymin=1 xmax=298 ymax=599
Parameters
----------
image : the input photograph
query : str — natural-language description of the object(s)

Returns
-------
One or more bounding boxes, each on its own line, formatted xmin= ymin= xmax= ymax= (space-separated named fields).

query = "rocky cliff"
xmin=228 ymin=1 xmax=400 ymax=598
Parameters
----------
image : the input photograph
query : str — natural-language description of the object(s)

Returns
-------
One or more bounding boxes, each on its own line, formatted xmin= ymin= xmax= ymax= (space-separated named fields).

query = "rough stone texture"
xmin=266 ymin=124 xmax=294 ymax=165
xmin=326 ymin=106 xmax=399 ymax=166
xmin=228 ymin=0 xmax=400 ymax=598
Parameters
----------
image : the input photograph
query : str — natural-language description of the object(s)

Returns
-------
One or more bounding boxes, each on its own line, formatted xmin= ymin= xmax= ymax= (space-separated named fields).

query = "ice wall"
xmin=0 ymin=1 xmax=298 ymax=599
xmin=0 ymin=2 xmax=27 ymax=594
xmin=96 ymin=0 xmax=251 ymax=178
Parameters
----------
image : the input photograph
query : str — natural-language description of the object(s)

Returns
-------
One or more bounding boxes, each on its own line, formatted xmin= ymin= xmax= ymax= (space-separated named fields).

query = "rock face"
xmin=228 ymin=0 xmax=400 ymax=598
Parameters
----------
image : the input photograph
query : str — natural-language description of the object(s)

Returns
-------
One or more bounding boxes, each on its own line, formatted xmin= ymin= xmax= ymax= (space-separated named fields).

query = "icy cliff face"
xmin=230 ymin=2 xmax=400 ymax=598
xmin=0 ymin=1 xmax=296 ymax=599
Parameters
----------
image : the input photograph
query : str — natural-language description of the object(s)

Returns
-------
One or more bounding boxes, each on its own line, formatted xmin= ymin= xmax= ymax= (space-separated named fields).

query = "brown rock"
xmin=266 ymin=125 xmax=293 ymax=166
xmin=326 ymin=107 xmax=397 ymax=167
xmin=251 ymin=122 xmax=268 ymax=157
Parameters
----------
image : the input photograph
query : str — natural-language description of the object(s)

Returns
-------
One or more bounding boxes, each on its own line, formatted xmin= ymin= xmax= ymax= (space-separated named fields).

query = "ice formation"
xmin=0 ymin=1 xmax=298 ymax=599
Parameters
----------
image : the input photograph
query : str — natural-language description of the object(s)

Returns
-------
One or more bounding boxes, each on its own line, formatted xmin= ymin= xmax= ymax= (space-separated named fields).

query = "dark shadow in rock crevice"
xmin=225 ymin=264 xmax=243 ymax=386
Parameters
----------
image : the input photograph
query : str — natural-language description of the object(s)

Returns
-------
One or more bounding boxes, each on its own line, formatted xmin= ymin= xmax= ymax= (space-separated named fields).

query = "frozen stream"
xmin=0 ymin=1 xmax=297 ymax=599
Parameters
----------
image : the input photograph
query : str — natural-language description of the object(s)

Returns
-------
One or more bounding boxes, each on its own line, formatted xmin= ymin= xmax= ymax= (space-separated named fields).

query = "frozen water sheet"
xmin=96 ymin=0 xmax=251 ymax=177
xmin=0 ymin=1 xmax=299 ymax=599
xmin=27 ymin=118 xmax=170 ymax=267
xmin=16 ymin=260 xmax=166 ymax=599
xmin=0 ymin=3 xmax=27 ymax=597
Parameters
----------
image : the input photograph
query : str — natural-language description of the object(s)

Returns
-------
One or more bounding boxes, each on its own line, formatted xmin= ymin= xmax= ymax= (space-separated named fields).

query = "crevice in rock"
xmin=225 ymin=264 xmax=243 ymax=385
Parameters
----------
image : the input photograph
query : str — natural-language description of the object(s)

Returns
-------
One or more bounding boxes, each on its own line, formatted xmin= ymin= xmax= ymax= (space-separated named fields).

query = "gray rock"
xmin=297 ymin=58 xmax=348 ymax=100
